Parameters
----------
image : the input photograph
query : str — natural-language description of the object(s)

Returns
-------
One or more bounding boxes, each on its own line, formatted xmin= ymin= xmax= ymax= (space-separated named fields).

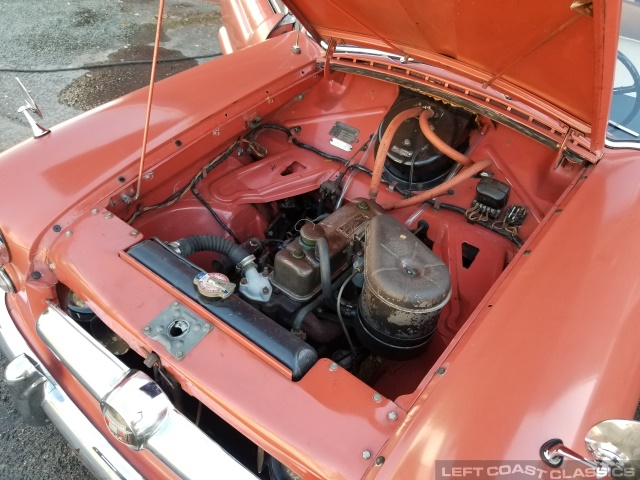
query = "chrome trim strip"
xmin=0 ymin=297 xmax=142 ymax=480
xmin=36 ymin=305 xmax=130 ymax=401
xmin=35 ymin=304 xmax=257 ymax=480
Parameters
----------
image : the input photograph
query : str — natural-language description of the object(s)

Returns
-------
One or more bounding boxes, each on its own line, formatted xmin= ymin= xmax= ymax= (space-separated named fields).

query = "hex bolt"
xmin=65 ymin=231 xmax=72 ymax=237
xmin=329 ymin=362 xmax=338 ymax=371
xmin=131 ymin=230 xmax=139 ymax=236
xmin=388 ymin=411 xmax=398 ymax=421
xmin=403 ymin=138 xmax=412 ymax=146
xmin=203 ymin=324 xmax=211 ymax=332
xmin=362 ymin=450 xmax=372 ymax=460
xmin=144 ymin=326 xmax=151 ymax=333
xmin=375 ymin=457 xmax=385 ymax=467
xmin=91 ymin=208 xmax=99 ymax=215
xmin=176 ymin=351 xmax=184 ymax=358
xmin=372 ymin=393 xmax=382 ymax=403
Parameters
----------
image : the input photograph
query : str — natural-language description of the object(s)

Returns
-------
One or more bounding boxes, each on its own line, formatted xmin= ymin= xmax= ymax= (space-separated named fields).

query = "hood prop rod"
xmin=134 ymin=0 xmax=166 ymax=201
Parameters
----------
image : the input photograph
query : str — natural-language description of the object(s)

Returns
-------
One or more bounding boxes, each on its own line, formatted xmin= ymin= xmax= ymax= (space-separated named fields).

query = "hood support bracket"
xmin=134 ymin=0 xmax=166 ymax=201
xmin=554 ymin=127 xmax=602 ymax=169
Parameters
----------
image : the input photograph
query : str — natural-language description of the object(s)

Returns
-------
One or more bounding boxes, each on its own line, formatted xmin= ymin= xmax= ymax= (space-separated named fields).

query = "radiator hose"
xmin=171 ymin=235 xmax=272 ymax=302
xmin=174 ymin=235 xmax=250 ymax=267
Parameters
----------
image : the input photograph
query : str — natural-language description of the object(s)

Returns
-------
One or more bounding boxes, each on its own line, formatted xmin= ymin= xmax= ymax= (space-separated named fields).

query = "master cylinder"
xmin=271 ymin=198 xmax=384 ymax=301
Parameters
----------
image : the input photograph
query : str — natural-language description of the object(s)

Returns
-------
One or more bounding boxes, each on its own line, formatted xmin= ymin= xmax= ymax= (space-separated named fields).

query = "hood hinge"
xmin=324 ymin=38 xmax=338 ymax=80
xmin=553 ymin=127 xmax=602 ymax=169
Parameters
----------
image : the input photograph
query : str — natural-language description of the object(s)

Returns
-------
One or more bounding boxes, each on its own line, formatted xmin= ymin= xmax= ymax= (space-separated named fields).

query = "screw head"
xmin=52 ymin=225 xmax=61 ymax=232
xmin=436 ymin=366 xmax=446 ymax=375
xmin=329 ymin=362 xmax=338 ymax=371
xmin=372 ymin=393 xmax=382 ymax=403
xmin=388 ymin=411 xmax=398 ymax=421
xmin=403 ymin=138 xmax=412 ymax=146
xmin=143 ymin=326 xmax=151 ymax=333
xmin=262 ymin=286 xmax=270 ymax=294
xmin=375 ymin=456 xmax=385 ymax=467
xmin=131 ymin=230 xmax=139 ymax=236
xmin=65 ymin=231 xmax=72 ymax=237
xmin=362 ymin=450 xmax=372 ymax=460
xmin=31 ymin=271 xmax=42 ymax=280
xmin=91 ymin=208 xmax=99 ymax=215
xmin=203 ymin=324 xmax=211 ymax=332
xmin=176 ymin=351 xmax=184 ymax=358
xmin=105 ymin=212 xmax=113 ymax=219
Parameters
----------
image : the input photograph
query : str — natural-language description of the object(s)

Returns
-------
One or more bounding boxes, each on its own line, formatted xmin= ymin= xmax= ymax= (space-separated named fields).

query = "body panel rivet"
xmin=362 ymin=450 xmax=371 ymax=460
xmin=373 ymin=393 xmax=382 ymax=403
xmin=144 ymin=326 xmax=151 ymax=333
xmin=131 ymin=230 xmax=139 ymax=236
xmin=388 ymin=411 xmax=398 ymax=421
xmin=203 ymin=324 xmax=211 ymax=332
xmin=105 ymin=212 xmax=113 ymax=218
xmin=176 ymin=351 xmax=183 ymax=358
xmin=329 ymin=362 xmax=338 ymax=371
xmin=91 ymin=208 xmax=99 ymax=214
xmin=436 ymin=367 xmax=446 ymax=375
xmin=65 ymin=231 xmax=72 ymax=237
xmin=375 ymin=456 xmax=385 ymax=467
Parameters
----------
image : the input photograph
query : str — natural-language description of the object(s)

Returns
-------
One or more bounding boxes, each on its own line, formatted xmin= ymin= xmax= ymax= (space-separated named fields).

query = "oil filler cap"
xmin=193 ymin=272 xmax=235 ymax=299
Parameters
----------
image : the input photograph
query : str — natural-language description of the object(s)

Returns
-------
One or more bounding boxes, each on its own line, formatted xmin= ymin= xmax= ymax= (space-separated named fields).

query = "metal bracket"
xmin=554 ymin=128 xmax=602 ymax=169
xmin=143 ymin=302 xmax=212 ymax=360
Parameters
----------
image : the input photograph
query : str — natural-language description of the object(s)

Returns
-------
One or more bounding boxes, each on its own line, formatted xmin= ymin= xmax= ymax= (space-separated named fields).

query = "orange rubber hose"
xmin=369 ymin=106 xmax=423 ymax=200
xmin=418 ymin=109 xmax=473 ymax=166
xmin=382 ymin=158 xmax=492 ymax=210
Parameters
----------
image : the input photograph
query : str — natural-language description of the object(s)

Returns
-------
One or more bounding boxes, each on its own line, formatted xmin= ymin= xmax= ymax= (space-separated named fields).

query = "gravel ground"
xmin=0 ymin=1 xmax=222 ymax=478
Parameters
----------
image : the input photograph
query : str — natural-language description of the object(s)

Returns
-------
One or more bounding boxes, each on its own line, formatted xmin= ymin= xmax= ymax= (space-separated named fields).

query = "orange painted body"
xmin=0 ymin=1 xmax=638 ymax=478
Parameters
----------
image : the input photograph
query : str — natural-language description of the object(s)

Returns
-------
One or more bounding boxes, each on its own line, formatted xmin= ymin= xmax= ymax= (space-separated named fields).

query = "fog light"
xmin=0 ymin=230 xmax=9 ymax=264
xmin=100 ymin=371 xmax=171 ymax=451
xmin=0 ymin=266 xmax=16 ymax=293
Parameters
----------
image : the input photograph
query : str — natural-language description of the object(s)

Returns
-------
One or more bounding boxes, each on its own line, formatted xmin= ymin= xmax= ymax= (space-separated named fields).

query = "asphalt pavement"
xmin=0 ymin=1 xmax=222 ymax=477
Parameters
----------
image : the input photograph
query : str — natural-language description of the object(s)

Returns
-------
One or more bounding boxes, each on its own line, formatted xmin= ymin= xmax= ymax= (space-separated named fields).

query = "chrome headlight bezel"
xmin=0 ymin=230 xmax=9 ymax=264
xmin=0 ymin=266 xmax=16 ymax=293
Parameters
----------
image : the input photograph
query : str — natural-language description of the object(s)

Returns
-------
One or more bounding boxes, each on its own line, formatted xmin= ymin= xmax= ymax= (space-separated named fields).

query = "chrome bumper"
xmin=0 ymin=297 xmax=256 ymax=480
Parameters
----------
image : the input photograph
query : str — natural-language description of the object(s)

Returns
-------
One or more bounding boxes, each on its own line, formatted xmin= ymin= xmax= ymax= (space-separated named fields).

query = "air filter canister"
xmin=356 ymin=215 xmax=451 ymax=359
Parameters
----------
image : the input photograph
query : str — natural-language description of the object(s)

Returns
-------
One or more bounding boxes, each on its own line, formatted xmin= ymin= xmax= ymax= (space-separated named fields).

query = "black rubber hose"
xmin=316 ymin=238 xmax=334 ymax=307
xmin=175 ymin=235 xmax=250 ymax=265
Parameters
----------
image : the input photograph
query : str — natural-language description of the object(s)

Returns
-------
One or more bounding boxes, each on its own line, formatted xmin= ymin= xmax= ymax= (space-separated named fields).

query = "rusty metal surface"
xmin=272 ymin=198 xmax=384 ymax=301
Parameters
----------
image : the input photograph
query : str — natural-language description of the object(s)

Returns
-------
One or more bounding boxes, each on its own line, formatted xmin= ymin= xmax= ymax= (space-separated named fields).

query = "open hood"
xmin=284 ymin=0 xmax=621 ymax=150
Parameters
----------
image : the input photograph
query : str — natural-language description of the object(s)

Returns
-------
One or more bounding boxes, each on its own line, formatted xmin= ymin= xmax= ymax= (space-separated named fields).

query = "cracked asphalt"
xmin=0 ymin=1 xmax=222 ymax=477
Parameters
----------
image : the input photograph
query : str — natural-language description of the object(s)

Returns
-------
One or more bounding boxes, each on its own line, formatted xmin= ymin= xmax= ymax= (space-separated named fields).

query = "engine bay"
xmin=67 ymin=71 xmax=579 ymax=404
xmin=47 ymin=66 xmax=588 ymax=477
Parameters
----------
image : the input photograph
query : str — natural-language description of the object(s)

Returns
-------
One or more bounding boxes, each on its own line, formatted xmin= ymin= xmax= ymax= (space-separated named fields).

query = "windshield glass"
xmin=608 ymin=0 xmax=640 ymax=142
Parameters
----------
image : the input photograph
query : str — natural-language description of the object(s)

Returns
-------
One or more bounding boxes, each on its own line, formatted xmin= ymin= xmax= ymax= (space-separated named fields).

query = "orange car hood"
xmin=284 ymin=0 xmax=621 ymax=150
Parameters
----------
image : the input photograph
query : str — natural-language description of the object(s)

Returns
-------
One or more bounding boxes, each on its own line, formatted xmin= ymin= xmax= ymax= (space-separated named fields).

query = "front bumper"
xmin=0 ymin=296 xmax=256 ymax=480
